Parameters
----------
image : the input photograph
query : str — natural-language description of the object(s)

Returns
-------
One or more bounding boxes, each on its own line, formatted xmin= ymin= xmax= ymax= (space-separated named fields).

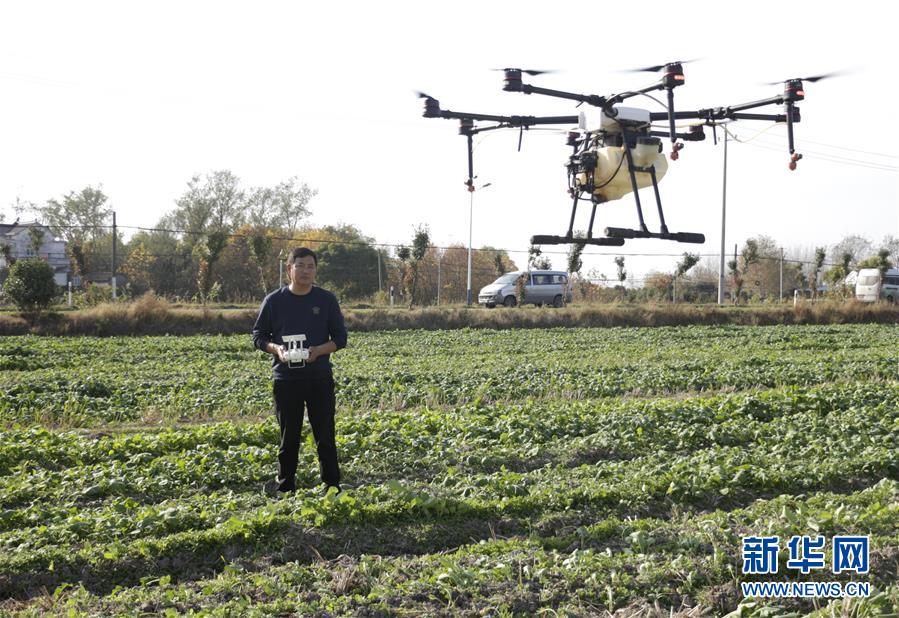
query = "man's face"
xmin=288 ymin=255 xmax=316 ymax=287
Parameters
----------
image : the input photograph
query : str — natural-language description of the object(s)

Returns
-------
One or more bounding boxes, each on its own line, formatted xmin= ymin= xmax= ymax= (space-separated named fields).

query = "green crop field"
xmin=0 ymin=324 xmax=897 ymax=616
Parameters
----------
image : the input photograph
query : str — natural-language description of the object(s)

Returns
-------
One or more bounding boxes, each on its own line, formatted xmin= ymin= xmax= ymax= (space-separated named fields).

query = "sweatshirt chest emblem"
xmin=312 ymin=306 xmax=320 ymax=315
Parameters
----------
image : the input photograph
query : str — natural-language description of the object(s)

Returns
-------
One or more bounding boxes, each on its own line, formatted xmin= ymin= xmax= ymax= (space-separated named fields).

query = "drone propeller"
xmin=415 ymin=91 xmax=441 ymax=118
xmin=764 ymin=71 xmax=845 ymax=85
xmin=491 ymin=67 xmax=556 ymax=76
xmin=625 ymin=58 xmax=700 ymax=73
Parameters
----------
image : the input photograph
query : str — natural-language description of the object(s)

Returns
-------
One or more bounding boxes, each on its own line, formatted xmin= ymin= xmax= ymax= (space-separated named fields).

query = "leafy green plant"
xmin=2 ymin=258 xmax=58 ymax=317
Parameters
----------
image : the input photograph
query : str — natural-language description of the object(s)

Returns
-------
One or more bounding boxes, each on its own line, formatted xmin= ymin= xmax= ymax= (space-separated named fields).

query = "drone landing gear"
xmin=604 ymin=131 xmax=705 ymax=244
xmin=531 ymin=234 xmax=624 ymax=246
xmin=603 ymin=227 xmax=705 ymax=243
xmin=530 ymin=191 xmax=624 ymax=246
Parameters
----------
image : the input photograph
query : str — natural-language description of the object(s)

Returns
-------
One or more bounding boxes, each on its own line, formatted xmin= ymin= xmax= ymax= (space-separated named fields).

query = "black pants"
xmin=272 ymin=376 xmax=340 ymax=491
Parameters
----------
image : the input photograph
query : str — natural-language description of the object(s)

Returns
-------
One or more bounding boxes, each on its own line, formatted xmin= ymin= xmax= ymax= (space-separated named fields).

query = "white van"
xmin=855 ymin=267 xmax=899 ymax=303
xmin=478 ymin=270 xmax=573 ymax=308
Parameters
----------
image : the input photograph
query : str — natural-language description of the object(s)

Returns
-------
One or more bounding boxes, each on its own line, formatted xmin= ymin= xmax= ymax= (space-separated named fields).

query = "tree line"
xmin=2 ymin=171 xmax=517 ymax=305
xmin=3 ymin=173 xmax=896 ymax=306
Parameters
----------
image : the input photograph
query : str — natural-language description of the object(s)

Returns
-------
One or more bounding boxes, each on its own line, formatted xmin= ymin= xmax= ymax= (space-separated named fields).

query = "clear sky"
xmin=1 ymin=1 xmax=897 ymax=281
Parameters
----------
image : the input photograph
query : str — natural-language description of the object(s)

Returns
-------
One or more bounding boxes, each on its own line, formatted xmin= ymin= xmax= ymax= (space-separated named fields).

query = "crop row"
xmin=1 ymin=325 xmax=896 ymax=426
xmin=1 ymin=381 xmax=896 ymax=600
xmin=3 ymin=479 xmax=896 ymax=616
xmin=2 ymin=380 xmax=895 ymax=507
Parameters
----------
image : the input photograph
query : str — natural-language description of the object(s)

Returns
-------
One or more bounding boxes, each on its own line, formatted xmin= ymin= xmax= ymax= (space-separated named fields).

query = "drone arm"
xmin=511 ymin=81 xmax=608 ymax=108
xmin=648 ymin=128 xmax=705 ymax=142
xmin=722 ymin=95 xmax=786 ymax=113
xmin=650 ymin=107 xmax=798 ymax=123
xmin=429 ymin=108 xmax=521 ymax=124
xmin=433 ymin=107 xmax=578 ymax=127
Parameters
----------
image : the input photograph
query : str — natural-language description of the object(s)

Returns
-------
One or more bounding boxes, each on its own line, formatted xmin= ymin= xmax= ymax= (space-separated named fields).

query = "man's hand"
xmin=307 ymin=342 xmax=337 ymax=364
xmin=306 ymin=345 xmax=321 ymax=364
xmin=268 ymin=342 xmax=288 ymax=363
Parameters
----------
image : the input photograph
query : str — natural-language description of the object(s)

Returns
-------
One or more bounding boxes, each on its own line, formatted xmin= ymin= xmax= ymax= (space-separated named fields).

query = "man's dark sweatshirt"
xmin=252 ymin=286 xmax=348 ymax=380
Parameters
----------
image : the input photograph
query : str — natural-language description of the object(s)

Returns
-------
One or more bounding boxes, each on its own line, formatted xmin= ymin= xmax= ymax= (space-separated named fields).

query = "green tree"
xmin=193 ymin=231 xmax=229 ymax=305
xmin=167 ymin=170 xmax=245 ymax=246
xmin=493 ymin=252 xmax=505 ymax=278
xmin=672 ymin=252 xmax=700 ymax=302
xmin=614 ymin=256 xmax=626 ymax=286
xmin=81 ymin=231 xmax=128 ymax=274
xmin=856 ymin=249 xmax=893 ymax=277
xmin=404 ymin=225 xmax=430 ymax=308
xmin=125 ymin=230 xmax=192 ymax=298
xmin=249 ymin=230 xmax=274 ymax=296
xmin=0 ymin=242 xmax=13 ymax=267
xmin=676 ymin=253 xmax=700 ymax=278
xmin=314 ymin=225 xmax=380 ymax=300
xmin=566 ymin=232 xmax=585 ymax=276
xmin=812 ymin=247 xmax=826 ymax=298
xmin=120 ymin=242 xmax=156 ymax=295
xmin=728 ymin=258 xmax=742 ymax=303
xmin=39 ymin=186 xmax=110 ymax=246
xmin=528 ymin=244 xmax=551 ymax=270
xmin=3 ymin=259 xmax=57 ymax=317
xmin=27 ymin=227 xmax=45 ymax=255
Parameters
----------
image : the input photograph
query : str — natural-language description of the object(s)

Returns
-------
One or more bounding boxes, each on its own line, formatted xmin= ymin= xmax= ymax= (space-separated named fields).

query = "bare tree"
xmin=880 ymin=235 xmax=898 ymax=267
xmin=206 ymin=170 xmax=245 ymax=232
xmin=829 ymin=234 xmax=872 ymax=270
xmin=246 ymin=187 xmax=278 ymax=229
xmin=275 ymin=177 xmax=317 ymax=236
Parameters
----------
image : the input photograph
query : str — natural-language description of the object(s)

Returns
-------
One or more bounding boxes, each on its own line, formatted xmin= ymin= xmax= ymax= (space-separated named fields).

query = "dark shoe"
xmin=277 ymin=475 xmax=296 ymax=493
xmin=324 ymin=484 xmax=341 ymax=496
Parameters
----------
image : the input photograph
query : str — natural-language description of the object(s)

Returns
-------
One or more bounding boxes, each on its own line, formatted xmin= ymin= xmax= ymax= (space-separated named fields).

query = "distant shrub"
xmin=2 ymin=259 xmax=57 ymax=316
xmin=11 ymin=299 xmax=899 ymax=336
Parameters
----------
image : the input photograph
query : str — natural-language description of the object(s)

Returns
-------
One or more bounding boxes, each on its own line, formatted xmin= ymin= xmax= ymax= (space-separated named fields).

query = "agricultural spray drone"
xmin=282 ymin=335 xmax=310 ymax=368
xmin=419 ymin=62 xmax=837 ymax=246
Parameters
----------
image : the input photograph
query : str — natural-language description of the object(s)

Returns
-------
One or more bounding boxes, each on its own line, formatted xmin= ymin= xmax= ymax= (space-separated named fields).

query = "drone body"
xmin=572 ymin=107 xmax=668 ymax=203
xmin=420 ymin=63 xmax=826 ymax=246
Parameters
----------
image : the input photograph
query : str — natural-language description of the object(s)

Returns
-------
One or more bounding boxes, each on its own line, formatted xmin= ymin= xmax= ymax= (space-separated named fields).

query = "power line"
xmin=723 ymin=126 xmax=898 ymax=172
xmin=24 ymin=220 xmax=886 ymax=270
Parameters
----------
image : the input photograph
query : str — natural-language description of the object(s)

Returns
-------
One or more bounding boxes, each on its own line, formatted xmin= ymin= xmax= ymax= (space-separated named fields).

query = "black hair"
xmin=287 ymin=247 xmax=318 ymax=266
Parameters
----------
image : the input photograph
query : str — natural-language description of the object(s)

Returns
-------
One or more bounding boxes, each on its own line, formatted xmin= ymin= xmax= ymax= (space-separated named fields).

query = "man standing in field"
xmin=252 ymin=247 xmax=347 ymax=494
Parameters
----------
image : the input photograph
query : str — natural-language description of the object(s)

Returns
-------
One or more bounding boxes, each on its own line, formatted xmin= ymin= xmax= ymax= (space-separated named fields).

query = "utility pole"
xmin=436 ymin=251 xmax=442 ymax=305
xmin=718 ymin=128 xmax=728 ymax=305
xmin=733 ymin=243 xmax=738 ymax=304
xmin=111 ymin=211 xmax=117 ymax=299
xmin=377 ymin=248 xmax=382 ymax=293
xmin=779 ymin=247 xmax=784 ymax=302
xmin=466 ymin=180 xmax=492 ymax=306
